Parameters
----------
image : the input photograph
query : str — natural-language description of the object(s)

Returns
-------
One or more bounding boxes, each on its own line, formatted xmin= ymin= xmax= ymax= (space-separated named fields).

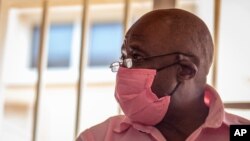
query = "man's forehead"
xmin=123 ymin=25 xmax=171 ymax=56
xmin=125 ymin=15 xmax=164 ymax=39
xmin=123 ymin=33 xmax=147 ymax=51
xmin=125 ymin=30 xmax=145 ymax=41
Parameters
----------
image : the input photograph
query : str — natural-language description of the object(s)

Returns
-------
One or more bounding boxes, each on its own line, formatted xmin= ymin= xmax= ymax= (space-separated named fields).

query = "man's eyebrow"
xmin=125 ymin=33 xmax=144 ymax=40
xmin=130 ymin=45 xmax=147 ymax=55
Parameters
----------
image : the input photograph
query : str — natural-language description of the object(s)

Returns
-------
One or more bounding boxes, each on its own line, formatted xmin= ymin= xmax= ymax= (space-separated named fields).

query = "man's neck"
xmin=155 ymin=91 xmax=209 ymax=141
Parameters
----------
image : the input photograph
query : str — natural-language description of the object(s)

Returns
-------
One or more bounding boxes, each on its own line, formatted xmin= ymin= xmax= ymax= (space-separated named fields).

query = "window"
xmin=1 ymin=2 xmax=153 ymax=141
xmin=88 ymin=23 xmax=123 ymax=67
xmin=31 ymin=24 xmax=73 ymax=68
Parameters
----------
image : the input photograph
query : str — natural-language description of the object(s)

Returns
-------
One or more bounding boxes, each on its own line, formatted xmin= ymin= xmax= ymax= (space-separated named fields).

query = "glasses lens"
xmin=124 ymin=58 xmax=132 ymax=68
xmin=110 ymin=58 xmax=133 ymax=72
xmin=110 ymin=62 xmax=120 ymax=72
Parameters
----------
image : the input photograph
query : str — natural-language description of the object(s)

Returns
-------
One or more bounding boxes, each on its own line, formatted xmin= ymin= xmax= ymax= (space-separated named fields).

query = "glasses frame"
xmin=109 ymin=52 xmax=194 ymax=72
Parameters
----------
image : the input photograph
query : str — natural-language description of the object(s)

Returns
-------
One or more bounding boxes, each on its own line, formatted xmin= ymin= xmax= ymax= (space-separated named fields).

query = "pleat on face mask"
xmin=115 ymin=67 xmax=171 ymax=125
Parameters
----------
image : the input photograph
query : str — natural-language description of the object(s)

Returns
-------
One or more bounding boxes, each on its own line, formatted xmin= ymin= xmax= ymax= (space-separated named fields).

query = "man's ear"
xmin=176 ymin=55 xmax=198 ymax=81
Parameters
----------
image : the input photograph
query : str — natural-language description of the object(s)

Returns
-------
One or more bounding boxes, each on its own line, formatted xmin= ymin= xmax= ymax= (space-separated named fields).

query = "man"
xmin=77 ymin=9 xmax=249 ymax=141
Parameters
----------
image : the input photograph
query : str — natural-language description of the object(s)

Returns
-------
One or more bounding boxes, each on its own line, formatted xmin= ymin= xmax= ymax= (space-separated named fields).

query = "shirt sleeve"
xmin=76 ymin=129 xmax=95 ymax=141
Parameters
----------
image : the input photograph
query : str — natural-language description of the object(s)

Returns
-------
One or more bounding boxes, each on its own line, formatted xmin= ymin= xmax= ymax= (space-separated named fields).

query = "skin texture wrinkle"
xmin=122 ymin=9 xmax=214 ymax=141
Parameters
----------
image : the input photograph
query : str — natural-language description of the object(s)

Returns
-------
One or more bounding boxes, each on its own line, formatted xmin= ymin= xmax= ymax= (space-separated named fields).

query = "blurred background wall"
xmin=0 ymin=0 xmax=249 ymax=141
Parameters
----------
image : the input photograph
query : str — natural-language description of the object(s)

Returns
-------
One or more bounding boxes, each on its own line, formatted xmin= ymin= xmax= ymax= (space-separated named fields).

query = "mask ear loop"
xmin=154 ymin=62 xmax=181 ymax=96
xmin=155 ymin=54 xmax=194 ymax=96
xmin=155 ymin=53 xmax=182 ymax=72
xmin=156 ymin=62 xmax=179 ymax=72
xmin=168 ymin=82 xmax=181 ymax=96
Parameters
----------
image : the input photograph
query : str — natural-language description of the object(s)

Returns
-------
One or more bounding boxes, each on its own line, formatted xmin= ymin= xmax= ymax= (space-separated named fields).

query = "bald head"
xmin=126 ymin=9 xmax=214 ymax=77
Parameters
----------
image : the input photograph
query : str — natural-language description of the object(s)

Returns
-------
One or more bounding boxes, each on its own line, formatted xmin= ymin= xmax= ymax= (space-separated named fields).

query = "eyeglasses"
xmin=110 ymin=58 xmax=132 ymax=72
xmin=109 ymin=52 xmax=191 ymax=72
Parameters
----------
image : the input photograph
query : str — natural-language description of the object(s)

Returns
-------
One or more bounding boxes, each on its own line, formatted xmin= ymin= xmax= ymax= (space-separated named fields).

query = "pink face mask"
xmin=115 ymin=67 xmax=171 ymax=125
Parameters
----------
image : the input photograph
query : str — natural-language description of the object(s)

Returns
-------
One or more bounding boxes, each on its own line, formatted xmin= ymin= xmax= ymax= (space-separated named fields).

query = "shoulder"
xmin=224 ymin=112 xmax=250 ymax=125
xmin=76 ymin=115 xmax=125 ymax=141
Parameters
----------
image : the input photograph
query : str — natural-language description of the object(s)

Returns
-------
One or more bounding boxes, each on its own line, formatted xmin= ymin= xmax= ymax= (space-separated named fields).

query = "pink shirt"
xmin=77 ymin=85 xmax=250 ymax=141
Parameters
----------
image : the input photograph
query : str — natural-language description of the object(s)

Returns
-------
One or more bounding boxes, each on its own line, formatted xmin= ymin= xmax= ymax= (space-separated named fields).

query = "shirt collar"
xmin=202 ymin=85 xmax=225 ymax=128
xmin=113 ymin=117 xmax=131 ymax=133
xmin=113 ymin=117 xmax=153 ymax=133
xmin=113 ymin=116 xmax=166 ymax=141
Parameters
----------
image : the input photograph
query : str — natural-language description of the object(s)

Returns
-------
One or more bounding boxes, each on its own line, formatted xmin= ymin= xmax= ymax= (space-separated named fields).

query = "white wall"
xmin=0 ymin=6 xmax=11 ymax=139
xmin=217 ymin=0 xmax=250 ymax=103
